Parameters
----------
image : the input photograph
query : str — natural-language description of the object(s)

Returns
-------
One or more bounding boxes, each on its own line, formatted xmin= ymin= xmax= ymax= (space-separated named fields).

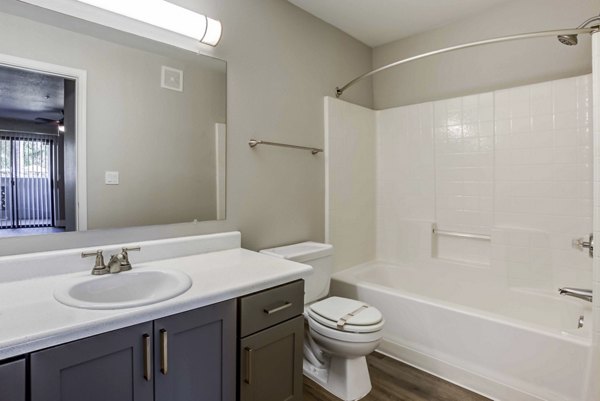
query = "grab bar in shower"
xmin=432 ymin=225 xmax=491 ymax=241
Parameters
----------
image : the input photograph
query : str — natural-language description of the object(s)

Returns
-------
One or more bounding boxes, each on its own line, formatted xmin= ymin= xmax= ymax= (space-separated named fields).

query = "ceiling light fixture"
xmin=17 ymin=0 xmax=221 ymax=47
xmin=73 ymin=0 xmax=222 ymax=46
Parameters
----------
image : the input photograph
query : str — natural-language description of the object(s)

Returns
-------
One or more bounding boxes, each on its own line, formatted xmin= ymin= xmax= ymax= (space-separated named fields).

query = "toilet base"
xmin=303 ymin=355 xmax=372 ymax=401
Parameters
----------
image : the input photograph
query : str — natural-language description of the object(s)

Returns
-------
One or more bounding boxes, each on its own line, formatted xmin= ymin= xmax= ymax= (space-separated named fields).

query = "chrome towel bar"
xmin=249 ymin=139 xmax=323 ymax=155
xmin=432 ymin=225 xmax=491 ymax=241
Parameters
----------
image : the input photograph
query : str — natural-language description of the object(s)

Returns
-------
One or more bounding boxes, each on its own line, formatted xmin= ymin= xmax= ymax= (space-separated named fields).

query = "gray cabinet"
xmin=30 ymin=322 xmax=154 ymax=401
xmin=5 ymin=281 xmax=300 ymax=401
xmin=154 ymin=300 xmax=236 ymax=401
xmin=29 ymin=299 xmax=236 ymax=401
xmin=239 ymin=316 xmax=303 ymax=401
xmin=0 ymin=358 xmax=26 ymax=401
xmin=238 ymin=280 xmax=304 ymax=401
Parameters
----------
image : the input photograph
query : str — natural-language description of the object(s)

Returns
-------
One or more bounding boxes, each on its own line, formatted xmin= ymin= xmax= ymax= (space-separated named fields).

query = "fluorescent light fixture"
xmin=73 ymin=0 xmax=222 ymax=46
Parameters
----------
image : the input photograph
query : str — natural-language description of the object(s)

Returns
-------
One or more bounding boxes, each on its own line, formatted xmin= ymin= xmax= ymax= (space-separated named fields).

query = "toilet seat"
xmin=307 ymin=296 xmax=384 ymax=342
xmin=308 ymin=315 xmax=383 ymax=343
xmin=308 ymin=296 xmax=384 ymax=332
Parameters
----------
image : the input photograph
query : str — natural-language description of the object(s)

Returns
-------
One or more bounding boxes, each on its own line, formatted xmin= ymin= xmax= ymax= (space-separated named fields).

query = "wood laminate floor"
xmin=303 ymin=353 xmax=491 ymax=401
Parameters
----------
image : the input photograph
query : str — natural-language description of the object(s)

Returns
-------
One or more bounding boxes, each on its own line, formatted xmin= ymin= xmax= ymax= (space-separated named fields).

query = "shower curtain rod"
xmin=335 ymin=27 xmax=598 ymax=98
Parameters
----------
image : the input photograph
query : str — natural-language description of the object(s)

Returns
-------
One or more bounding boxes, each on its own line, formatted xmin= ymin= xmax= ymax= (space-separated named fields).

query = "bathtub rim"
xmin=331 ymin=260 xmax=592 ymax=347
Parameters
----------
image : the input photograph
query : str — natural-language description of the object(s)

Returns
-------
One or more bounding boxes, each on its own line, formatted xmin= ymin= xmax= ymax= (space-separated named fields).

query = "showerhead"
xmin=558 ymin=13 xmax=600 ymax=46
xmin=557 ymin=34 xmax=578 ymax=46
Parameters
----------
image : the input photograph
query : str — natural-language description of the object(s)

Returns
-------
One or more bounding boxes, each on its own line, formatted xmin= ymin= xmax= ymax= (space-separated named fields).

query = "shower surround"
xmin=325 ymin=72 xmax=597 ymax=400
xmin=327 ymin=73 xmax=593 ymax=289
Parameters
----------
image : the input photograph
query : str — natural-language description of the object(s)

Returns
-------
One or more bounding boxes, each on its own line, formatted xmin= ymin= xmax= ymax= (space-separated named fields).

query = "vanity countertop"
xmin=0 ymin=247 xmax=312 ymax=360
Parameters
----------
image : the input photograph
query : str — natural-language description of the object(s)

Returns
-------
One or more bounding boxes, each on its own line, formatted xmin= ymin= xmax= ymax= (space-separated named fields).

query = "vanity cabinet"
xmin=30 ymin=300 xmax=236 ymax=401
xmin=30 ymin=322 xmax=154 ymax=401
xmin=1 ymin=281 xmax=303 ymax=401
xmin=0 ymin=358 xmax=26 ymax=401
xmin=238 ymin=280 xmax=304 ymax=401
xmin=154 ymin=300 xmax=236 ymax=401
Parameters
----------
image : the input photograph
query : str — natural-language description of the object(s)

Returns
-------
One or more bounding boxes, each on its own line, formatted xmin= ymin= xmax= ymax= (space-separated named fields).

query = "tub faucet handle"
xmin=572 ymin=233 xmax=593 ymax=257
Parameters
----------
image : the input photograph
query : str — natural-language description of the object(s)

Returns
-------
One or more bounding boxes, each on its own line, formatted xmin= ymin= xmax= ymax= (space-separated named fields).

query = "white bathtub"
xmin=330 ymin=261 xmax=594 ymax=401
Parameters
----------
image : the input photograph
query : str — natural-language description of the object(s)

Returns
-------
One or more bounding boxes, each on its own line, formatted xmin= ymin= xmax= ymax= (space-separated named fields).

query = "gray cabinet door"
xmin=0 ymin=358 xmax=26 ymax=401
xmin=239 ymin=316 xmax=303 ymax=401
xmin=154 ymin=300 xmax=236 ymax=401
xmin=30 ymin=322 xmax=154 ymax=401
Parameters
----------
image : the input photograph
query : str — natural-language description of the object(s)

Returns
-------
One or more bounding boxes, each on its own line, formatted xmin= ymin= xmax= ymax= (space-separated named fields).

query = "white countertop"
xmin=0 ymin=247 xmax=312 ymax=360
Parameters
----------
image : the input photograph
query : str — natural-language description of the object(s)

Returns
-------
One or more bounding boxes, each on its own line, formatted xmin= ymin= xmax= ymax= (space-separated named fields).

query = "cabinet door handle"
xmin=160 ymin=329 xmax=168 ymax=375
xmin=143 ymin=334 xmax=151 ymax=381
xmin=264 ymin=301 xmax=292 ymax=315
xmin=244 ymin=347 xmax=254 ymax=385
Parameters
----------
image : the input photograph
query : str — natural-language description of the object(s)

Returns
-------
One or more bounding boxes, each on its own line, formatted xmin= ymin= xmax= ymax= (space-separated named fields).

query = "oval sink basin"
xmin=54 ymin=269 xmax=192 ymax=310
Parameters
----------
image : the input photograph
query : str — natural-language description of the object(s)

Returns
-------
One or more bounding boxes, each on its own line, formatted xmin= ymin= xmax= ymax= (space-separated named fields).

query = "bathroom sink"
xmin=54 ymin=269 xmax=192 ymax=310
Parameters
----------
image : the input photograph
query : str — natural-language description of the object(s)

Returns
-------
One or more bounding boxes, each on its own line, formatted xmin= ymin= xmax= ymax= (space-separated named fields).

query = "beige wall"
xmin=373 ymin=0 xmax=599 ymax=109
xmin=0 ymin=0 xmax=373 ymax=255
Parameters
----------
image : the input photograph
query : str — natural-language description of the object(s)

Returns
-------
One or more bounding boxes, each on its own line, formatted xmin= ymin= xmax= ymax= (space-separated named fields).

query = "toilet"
xmin=260 ymin=242 xmax=384 ymax=401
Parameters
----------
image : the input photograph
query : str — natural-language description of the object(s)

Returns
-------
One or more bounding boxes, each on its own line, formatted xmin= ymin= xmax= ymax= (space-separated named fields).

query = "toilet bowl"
xmin=304 ymin=296 xmax=383 ymax=400
xmin=260 ymin=243 xmax=384 ymax=401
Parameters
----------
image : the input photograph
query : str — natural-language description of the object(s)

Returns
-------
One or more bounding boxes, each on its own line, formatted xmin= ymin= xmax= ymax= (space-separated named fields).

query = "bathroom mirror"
xmin=0 ymin=1 xmax=227 ymax=238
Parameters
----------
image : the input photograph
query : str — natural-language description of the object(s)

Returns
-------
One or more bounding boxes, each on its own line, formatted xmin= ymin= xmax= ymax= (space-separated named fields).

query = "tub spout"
xmin=558 ymin=287 xmax=593 ymax=302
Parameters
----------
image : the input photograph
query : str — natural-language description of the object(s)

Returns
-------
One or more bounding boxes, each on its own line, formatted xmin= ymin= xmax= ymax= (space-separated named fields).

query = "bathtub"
xmin=330 ymin=261 xmax=593 ymax=401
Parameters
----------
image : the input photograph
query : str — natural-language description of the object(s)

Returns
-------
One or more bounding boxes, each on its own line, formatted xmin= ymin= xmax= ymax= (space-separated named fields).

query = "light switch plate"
xmin=105 ymin=171 xmax=119 ymax=185
xmin=161 ymin=66 xmax=183 ymax=92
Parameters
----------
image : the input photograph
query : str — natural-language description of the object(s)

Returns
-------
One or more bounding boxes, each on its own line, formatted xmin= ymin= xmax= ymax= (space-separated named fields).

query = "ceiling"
xmin=0 ymin=65 xmax=64 ymax=123
xmin=289 ymin=0 xmax=513 ymax=47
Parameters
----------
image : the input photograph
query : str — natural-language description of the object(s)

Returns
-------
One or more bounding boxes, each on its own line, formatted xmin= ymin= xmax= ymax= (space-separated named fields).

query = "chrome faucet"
xmin=106 ymin=253 xmax=124 ymax=274
xmin=558 ymin=287 xmax=593 ymax=302
xmin=82 ymin=246 xmax=141 ymax=275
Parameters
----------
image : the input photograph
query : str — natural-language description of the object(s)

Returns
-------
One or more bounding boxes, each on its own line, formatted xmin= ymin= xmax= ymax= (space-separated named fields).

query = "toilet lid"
xmin=308 ymin=296 xmax=383 ymax=333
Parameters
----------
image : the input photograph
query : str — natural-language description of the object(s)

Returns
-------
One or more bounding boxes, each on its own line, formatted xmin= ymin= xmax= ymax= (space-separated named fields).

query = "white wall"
xmin=376 ymin=103 xmax=435 ymax=263
xmin=325 ymin=97 xmax=375 ymax=271
xmin=0 ymin=0 xmax=373 ymax=255
xmin=372 ymin=0 xmax=600 ymax=109
xmin=375 ymin=75 xmax=593 ymax=290
xmin=589 ymin=31 xmax=600 ymax=401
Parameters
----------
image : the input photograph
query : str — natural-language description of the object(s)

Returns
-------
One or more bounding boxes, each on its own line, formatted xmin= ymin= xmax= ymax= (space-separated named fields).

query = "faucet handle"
xmin=122 ymin=246 xmax=141 ymax=253
xmin=121 ymin=246 xmax=141 ymax=260
xmin=82 ymin=250 xmax=108 ymax=275
xmin=119 ymin=246 xmax=141 ymax=271
xmin=572 ymin=233 xmax=593 ymax=257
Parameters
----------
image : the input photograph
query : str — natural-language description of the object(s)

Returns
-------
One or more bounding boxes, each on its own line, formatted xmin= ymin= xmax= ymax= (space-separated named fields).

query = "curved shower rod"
xmin=335 ymin=27 xmax=598 ymax=98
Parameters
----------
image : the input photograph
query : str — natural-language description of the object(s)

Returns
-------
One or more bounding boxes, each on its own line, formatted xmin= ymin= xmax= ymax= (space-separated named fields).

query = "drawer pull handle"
xmin=264 ymin=301 xmax=292 ymax=315
xmin=160 ymin=329 xmax=168 ymax=375
xmin=143 ymin=334 xmax=151 ymax=381
xmin=245 ymin=347 xmax=254 ymax=384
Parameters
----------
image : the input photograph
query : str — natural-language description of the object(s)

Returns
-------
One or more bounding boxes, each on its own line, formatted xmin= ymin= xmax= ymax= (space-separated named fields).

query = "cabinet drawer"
xmin=239 ymin=280 xmax=304 ymax=337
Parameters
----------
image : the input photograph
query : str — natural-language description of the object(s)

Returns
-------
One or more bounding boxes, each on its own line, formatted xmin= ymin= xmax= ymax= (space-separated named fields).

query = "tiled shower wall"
xmin=376 ymin=74 xmax=593 ymax=290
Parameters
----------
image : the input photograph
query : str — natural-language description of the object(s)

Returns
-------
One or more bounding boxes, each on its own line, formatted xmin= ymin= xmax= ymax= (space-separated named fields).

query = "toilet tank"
xmin=260 ymin=242 xmax=333 ymax=304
